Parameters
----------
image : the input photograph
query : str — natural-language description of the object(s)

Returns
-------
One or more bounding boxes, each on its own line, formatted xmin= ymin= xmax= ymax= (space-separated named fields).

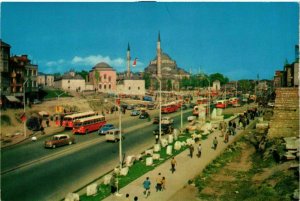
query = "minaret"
xmin=157 ymin=32 xmax=162 ymax=78
xmin=127 ymin=43 xmax=131 ymax=78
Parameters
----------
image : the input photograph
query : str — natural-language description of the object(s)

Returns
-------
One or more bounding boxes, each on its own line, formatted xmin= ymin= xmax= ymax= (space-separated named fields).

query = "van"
xmin=105 ymin=128 xmax=124 ymax=142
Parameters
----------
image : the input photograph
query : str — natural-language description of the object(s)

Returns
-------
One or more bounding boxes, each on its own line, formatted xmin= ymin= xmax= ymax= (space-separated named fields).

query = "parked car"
xmin=161 ymin=116 xmax=174 ymax=125
xmin=153 ymin=116 xmax=160 ymax=124
xmin=44 ymin=134 xmax=75 ymax=149
xmin=33 ymin=99 xmax=42 ymax=104
xmin=127 ymin=104 xmax=135 ymax=110
xmin=139 ymin=112 xmax=150 ymax=119
xmin=131 ymin=109 xmax=140 ymax=116
xmin=153 ymin=124 xmax=174 ymax=135
xmin=147 ymin=103 xmax=156 ymax=110
xmin=98 ymin=124 xmax=115 ymax=135
xmin=105 ymin=128 xmax=124 ymax=142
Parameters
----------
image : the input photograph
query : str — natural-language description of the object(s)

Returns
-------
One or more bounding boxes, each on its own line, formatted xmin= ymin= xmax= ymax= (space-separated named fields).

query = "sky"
xmin=1 ymin=2 xmax=299 ymax=80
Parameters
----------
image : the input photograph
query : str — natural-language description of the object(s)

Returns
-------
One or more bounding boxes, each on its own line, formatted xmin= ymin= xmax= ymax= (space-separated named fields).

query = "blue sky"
xmin=1 ymin=2 xmax=298 ymax=80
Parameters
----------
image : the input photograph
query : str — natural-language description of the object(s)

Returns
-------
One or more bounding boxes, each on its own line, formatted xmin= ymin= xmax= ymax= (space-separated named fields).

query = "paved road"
xmin=1 ymin=109 xmax=192 ymax=201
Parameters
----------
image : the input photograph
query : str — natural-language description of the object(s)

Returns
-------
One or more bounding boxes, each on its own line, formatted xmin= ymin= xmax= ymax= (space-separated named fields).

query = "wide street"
xmin=1 ymin=108 xmax=192 ymax=201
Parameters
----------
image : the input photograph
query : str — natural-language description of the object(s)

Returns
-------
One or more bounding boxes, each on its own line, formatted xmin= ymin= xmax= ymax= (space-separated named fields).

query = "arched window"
xmin=109 ymin=84 xmax=111 ymax=89
xmin=104 ymin=74 xmax=107 ymax=79
xmin=108 ymin=76 xmax=111 ymax=82
xmin=99 ymin=84 xmax=102 ymax=89
xmin=104 ymin=84 xmax=106 ymax=89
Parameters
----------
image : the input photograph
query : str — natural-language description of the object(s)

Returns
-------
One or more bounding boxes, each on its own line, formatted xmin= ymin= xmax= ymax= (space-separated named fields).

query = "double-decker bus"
xmin=62 ymin=111 xmax=96 ymax=128
xmin=72 ymin=115 xmax=106 ymax=134
xmin=161 ymin=103 xmax=178 ymax=114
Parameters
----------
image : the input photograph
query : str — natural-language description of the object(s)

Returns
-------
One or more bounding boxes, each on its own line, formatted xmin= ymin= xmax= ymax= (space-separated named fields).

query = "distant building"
xmin=0 ymin=40 xmax=11 ymax=95
xmin=38 ymin=73 xmax=54 ymax=87
xmin=144 ymin=32 xmax=189 ymax=91
xmin=212 ymin=80 xmax=221 ymax=91
xmin=9 ymin=54 xmax=39 ymax=96
xmin=54 ymin=71 xmax=85 ymax=91
xmin=116 ymin=79 xmax=145 ymax=96
xmin=88 ymin=62 xmax=117 ymax=93
xmin=116 ymin=43 xmax=145 ymax=96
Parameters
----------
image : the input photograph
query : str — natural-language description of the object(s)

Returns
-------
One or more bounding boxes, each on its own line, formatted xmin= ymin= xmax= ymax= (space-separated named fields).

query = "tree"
xmin=94 ymin=71 xmax=100 ymax=84
xmin=167 ymin=79 xmax=172 ymax=90
xmin=143 ymin=73 xmax=151 ymax=89
xmin=239 ymin=80 xmax=252 ymax=93
xmin=76 ymin=70 xmax=89 ymax=81
xmin=209 ymin=73 xmax=229 ymax=85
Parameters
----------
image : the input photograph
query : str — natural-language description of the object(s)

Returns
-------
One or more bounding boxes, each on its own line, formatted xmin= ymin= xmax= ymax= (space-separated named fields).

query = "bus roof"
xmin=64 ymin=111 xmax=96 ymax=119
xmin=73 ymin=115 xmax=105 ymax=122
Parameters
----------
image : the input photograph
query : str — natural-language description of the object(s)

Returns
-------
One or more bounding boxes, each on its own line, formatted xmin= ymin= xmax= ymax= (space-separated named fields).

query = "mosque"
xmin=144 ymin=32 xmax=190 ymax=90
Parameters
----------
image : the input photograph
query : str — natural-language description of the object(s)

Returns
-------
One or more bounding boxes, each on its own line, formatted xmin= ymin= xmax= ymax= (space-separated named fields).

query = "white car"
xmin=105 ymin=129 xmax=124 ymax=142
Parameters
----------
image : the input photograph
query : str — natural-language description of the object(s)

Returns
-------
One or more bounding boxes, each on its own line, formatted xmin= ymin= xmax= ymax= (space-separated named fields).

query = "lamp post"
xmin=199 ymin=75 xmax=210 ymax=120
xmin=153 ymin=76 xmax=162 ymax=141
xmin=23 ymin=79 xmax=29 ymax=137
xmin=105 ymin=98 xmax=123 ymax=170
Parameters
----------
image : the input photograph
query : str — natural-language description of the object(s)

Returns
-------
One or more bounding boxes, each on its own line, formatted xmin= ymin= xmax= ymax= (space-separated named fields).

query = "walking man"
xmin=156 ymin=173 xmax=162 ymax=192
xmin=189 ymin=144 xmax=194 ymax=158
xmin=143 ymin=177 xmax=151 ymax=198
xmin=155 ymin=134 xmax=159 ymax=144
xmin=171 ymin=157 xmax=177 ymax=173
xmin=212 ymin=137 xmax=218 ymax=150
xmin=197 ymin=143 xmax=202 ymax=158
xmin=224 ymin=131 xmax=229 ymax=143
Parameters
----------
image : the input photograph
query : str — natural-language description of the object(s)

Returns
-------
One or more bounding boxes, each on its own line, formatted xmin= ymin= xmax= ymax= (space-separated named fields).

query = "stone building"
xmin=54 ymin=71 xmax=85 ymax=91
xmin=88 ymin=62 xmax=117 ymax=93
xmin=144 ymin=32 xmax=189 ymax=90
xmin=116 ymin=43 xmax=145 ymax=96
xmin=38 ymin=73 xmax=54 ymax=87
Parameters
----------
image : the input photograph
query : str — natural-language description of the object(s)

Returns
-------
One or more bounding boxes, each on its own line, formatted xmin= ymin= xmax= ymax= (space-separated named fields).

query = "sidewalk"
xmin=103 ymin=119 xmax=254 ymax=201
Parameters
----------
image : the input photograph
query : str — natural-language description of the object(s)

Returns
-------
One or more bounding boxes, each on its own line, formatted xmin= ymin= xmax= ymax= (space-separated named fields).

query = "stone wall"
xmin=268 ymin=88 xmax=299 ymax=138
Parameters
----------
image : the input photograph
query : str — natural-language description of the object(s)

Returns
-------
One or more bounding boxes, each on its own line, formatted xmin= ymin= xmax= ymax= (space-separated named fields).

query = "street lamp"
xmin=153 ymin=75 xmax=162 ymax=141
xmin=104 ymin=98 xmax=123 ymax=170
xmin=23 ymin=79 xmax=29 ymax=138
xmin=199 ymin=75 xmax=210 ymax=120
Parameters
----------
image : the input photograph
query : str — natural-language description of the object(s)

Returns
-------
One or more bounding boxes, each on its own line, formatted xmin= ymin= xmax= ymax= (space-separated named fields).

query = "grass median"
xmin=80 ymin=131 xmax=198 ymax=201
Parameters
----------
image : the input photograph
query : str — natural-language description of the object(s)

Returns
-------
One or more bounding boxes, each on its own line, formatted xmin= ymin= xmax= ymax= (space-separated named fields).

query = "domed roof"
xmin=161 ymin=53 xmax=172 ymax=60
xmin=94 ymin=62 xmax=112 ymax=69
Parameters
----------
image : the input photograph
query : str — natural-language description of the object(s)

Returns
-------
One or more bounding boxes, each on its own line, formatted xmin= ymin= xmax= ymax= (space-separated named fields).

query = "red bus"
xmin=215 ymin=100 xmax=228 ymax=109
xmin=72 ymin=115 xmax=106 ymax=134
xmin=161 ymin=103 xmax=178 ymax=114
xmin=62 ymin=111 xmax=96 ymax=128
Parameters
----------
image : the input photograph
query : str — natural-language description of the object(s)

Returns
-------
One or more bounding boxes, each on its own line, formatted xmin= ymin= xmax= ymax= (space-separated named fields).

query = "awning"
xmin=6 ymin=96 xmax=21 ymax=102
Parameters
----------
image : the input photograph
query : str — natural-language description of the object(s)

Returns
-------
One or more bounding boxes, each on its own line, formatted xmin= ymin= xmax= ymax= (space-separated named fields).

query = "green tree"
xmin=209 ymin=73 xmax=229 ymax=85
xmin=143 ymin=73 xmax=151 ymax=89
xmin=94 ymin=71 xmax=100 ymax=84
xmin=167 ymin=79 xmax=172 ymax=90
xmin=239 ymin=80 xmax=252 ymax=93
xmin=76 ymin=70 xmax=89 ymax=81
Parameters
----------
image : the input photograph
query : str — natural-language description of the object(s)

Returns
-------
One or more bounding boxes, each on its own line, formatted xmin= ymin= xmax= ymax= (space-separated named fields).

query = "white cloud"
xmin=44 ymin=54 xmax=146 ymax=73
xmin=71 ymin=55 xmax=125 ymax=68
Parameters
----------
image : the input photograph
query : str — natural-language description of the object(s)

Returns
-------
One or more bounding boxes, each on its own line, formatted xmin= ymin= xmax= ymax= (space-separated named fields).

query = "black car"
xmin=139 ymin=112 xmax=150 ymax=119
xmin=153 ymin=124 xmax=174 ymax=135
xmin=153 ymin=116 xmax=160 ymax=124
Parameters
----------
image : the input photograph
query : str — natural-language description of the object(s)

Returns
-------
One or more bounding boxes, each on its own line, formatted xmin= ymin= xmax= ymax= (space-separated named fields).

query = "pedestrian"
xmin=189 ymin=144 xmax=194 ymax=158
xmin=125 ymin=193 xmax=130 ymax=201
xmin=212 ymin=137 xmax=218 ymax=150
xmin=46 ymin=118 xmax=50 ymax=127
xmin=143 ymin=177 xmax=151 ymax=198
xmin=161 ymin=177 xmax=166 ymax=191
xmin=171 ymin=157 xmax=177 ymax=173
xmin=224 ymin=131 xmax=229 ymax=143
xmin=197 ymin=143 xmax=202 ymax=158
xmin=156 ymin=173 xmax=162 ymax=191
xmin=134 ymin=196 xmax=138 ymax=201
xmin=155 ymin=134 xmax=159 ymax=144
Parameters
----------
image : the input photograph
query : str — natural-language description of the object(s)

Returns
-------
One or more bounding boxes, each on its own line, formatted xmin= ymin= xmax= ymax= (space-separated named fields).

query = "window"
xmin=99 ymin=84 xmax=102 ymax=89
xmin=138 ymin=87 xmax=140 ymax=90
xmin=68 ymin=80 xmax=70 ymax=83
xmin=108 ymin=76 xmax=111 ymax=82
xmin=104 ymin=74 xmax=107 ymax=79
xmin=104 ymin=85 xmax=106 ymax=89
xmin=109 ymin=84 xmax=111 ymax=89
xmin=128 ymin=86 xmax=131 ymax=90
